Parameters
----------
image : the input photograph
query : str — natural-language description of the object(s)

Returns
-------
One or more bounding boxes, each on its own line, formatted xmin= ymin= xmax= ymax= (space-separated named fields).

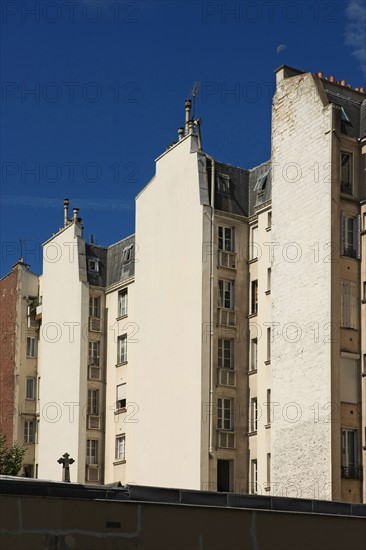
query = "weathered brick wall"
xmin=0 ymin=269 xmax=17 ymax=444
xmin=271 ymin=72 xmax=333 ymax=499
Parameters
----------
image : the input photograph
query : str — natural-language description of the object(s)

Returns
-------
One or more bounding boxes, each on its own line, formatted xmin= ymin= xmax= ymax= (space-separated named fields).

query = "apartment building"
xmin=0 ymin=259 xmax=40 ymax=477
xmin=1 ymin=65 xmax=365 ymax=502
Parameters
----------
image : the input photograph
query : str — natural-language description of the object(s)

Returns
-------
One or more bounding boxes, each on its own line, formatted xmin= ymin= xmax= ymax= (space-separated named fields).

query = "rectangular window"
xmin=266 ymin=389 xmax=271 ymax=424
xmin=341 ymin=429 xmax=359 ymax=478
xmin=251 ymin=280 xmax=258 ymax=314
xmin=122 ymin=245 xmax=134 ymax=263
xmin=115 ymin=434 xmax=126 ymax=460
xmin=250 ymin=398 xmax=258 ymax=432
xmin=267 ymin=453 xmax=271 ymax=485
xmin=341 ymin=213 xmax=360 ymax=259
xmin=340 ymin=153 xmax=353 ymax=195
xmin=88 ymin=259 xmax=99 ymax=272
xmin=363 ymin=212 xmax=366 ymax=231
xmin=87 ymin=389 xmax=99 ymax=416
xmin=250 ymin=338 xmax=257 ymax=371
xmin=267 ymin=328 xmax=271 ymax=362
xmin=218 ymin=338 xmax=233 ymax=369
xmin=267 ymin=268 xmax=271 ymax=292
xmin=218 ymin=280 xmax=234 ymax=310
xmin=25 ymin=377 xmax=36 ymax=400
xmin=117 ymin=335 xmax=127 ymax=364
xmin=89 ymin=296 xmax=101 ymax=318
xmin=86 ymin=439 xmax=98 ymax=465
xmin=116 ymin=383 xmax=126 ymax=410
xmin=341 ymin=280 xmax=358 ymax=329
xmin=217 ymin=398 xmax=233 ymax=431
xmin=218 ymin=226 xmax=233 ymax=252
xmin=267 ymin=211 xmax=272 ymax=229
xmin=363 ymin=281 xmax=366 ymax=302
xmin=24 ymin=421 xmax=35 ymax=443
xmin=26 ymin=336 xmax=36 ymax=358
xmin=250 ymin=459 xmax=258 ymax=494
xmin=250 ymin=227 xmax=258 ymax=260
xmin=363 ymin=354 xmax=366 ymax=376
xmin=88 ymin=341 xmax=100 ymax=366
xmin=118 ymin=288 xmax=128 ymax=317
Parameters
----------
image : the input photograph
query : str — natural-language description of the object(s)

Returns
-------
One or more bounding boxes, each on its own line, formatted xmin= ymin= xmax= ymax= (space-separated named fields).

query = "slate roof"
xmin=85 ymin=234 xmax=135 ymax=288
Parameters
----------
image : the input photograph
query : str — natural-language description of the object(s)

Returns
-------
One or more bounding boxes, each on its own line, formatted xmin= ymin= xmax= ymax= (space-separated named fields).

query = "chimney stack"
xmin=330 ymin=75 xmax=335 ymax=83
xmin=178 ymin=127 xmax=184 ymax=141
xmin=360 ymin=87 xmax=365 ymax=93
xmin=317 ymin=72 xmax=323 ymax=78
xmin=72 ymin=208 xmax=79 ymax=222
xmin=341 ymin=80 xmax=346 ymax=86
xmin=64 ymin=198 xmax=69 ymax=227
xmin=185 ymin=99 xmax=192 ymax=135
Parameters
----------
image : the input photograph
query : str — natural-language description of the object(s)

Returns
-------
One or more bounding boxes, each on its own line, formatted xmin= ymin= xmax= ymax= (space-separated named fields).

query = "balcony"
xmin=218 ymin=250 xmax=236 ymax=269
xmin=340 ymin=181 xmax=353 ymax=195
xmin=89 ymin=317 xmax=101 ymax=332
xmin=341 ymin=466 xmax=362 ymax=480
xmin=342 ymin=246 xmax=357 ymax=259
xmin=217 ymin=430 xmax=236 ymax=449
xmin=218 ymin=368 xmax=236 ymax=387
xmin=217 ymin=308 xmax=236 ymax=327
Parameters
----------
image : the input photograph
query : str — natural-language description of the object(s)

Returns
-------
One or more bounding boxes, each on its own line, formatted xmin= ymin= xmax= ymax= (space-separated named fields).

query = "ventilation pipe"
xmin=185 ymin=99 xmax=192 ymax=135
xmin=64 ymin=198 xmax=69 ymax=227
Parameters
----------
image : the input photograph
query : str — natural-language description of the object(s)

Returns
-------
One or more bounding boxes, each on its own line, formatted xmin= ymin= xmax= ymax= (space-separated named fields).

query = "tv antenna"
xmin=190 ymin=81 xmax=200 ymax=119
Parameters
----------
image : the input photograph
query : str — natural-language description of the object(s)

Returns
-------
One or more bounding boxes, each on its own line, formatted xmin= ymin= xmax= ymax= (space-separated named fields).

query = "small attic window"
xmin=217 ymin=173 xmax=230 ymax=193
xmin=122 ymin=245 xmax=134 ymax=263
xmin=254 ymin=173 xmax=268 ymax=192
xmin=340 ymin=107 xmax=350 ymax=123
xmin=88 ymin=258 xmax=99 ymax=273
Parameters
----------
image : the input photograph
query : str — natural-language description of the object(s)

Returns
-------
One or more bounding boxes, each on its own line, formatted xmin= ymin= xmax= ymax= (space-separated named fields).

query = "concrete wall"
xmin=271 ymin=72 xmax=333 ymax=499
xmin=38 ymin=222 xmax=89 ymax=482
xmin=129 ymin=135 xmax=206 ymax=489
xmin=1 ymin=492 xmax=365 ymax=550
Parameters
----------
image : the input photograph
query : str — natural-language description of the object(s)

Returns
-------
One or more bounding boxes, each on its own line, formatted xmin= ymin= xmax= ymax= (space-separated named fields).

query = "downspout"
xmin=207 ymin=155 xmax=215 ymax=458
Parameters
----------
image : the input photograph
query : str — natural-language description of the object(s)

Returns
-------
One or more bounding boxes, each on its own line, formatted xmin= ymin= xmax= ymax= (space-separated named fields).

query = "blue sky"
xmin=1 ymin=0 xmax=365 ymax=277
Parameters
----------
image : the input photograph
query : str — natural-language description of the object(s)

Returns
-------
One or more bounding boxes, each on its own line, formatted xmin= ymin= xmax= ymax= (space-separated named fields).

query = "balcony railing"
xmin=342 ymin=246 xmax=357 ymax=259
xmin=341 ymin=466 xmax=362 ymax=480
xmin=340 ymin=181 xmax=353 ymax=195
xmin=218 ymin=250 xmax=236 ymax=269
xmin=218 ymin=308 xmax=236 ymax=327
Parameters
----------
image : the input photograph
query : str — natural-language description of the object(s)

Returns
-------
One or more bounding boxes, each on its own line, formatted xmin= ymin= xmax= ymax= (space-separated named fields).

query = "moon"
xmin=276 ymin=44 xmax=287 ymax=54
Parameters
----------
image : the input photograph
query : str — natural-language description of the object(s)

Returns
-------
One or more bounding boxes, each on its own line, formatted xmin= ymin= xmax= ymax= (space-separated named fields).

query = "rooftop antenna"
xmin=191 ymin=81 xmax=200 ymax=120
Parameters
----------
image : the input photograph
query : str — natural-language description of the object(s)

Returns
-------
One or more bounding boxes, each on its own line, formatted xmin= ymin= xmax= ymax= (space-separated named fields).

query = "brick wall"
xmin=0 ymin=268 xmax=17 ymax=444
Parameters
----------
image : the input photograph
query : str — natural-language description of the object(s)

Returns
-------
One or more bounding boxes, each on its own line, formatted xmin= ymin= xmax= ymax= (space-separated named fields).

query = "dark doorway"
xmin=217 ymin=459 xmax=233 ymax=492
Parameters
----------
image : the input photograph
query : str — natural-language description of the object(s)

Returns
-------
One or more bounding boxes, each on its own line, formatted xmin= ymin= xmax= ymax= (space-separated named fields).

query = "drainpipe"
xmin=205 ymin=154 xmax=215 ymax=458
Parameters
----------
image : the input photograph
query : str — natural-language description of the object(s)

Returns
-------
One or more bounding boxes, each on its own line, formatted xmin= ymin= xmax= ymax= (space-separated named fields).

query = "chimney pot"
xmin=63 ymin=198 xmax=69 ymax=227
xmin=317 ymin=72 xmax=323 ymax=78
xmin=178 ymin=127 xmax=184 ymax=141
xmin=360 ymin=87 xmax=365 ymax=93
xmin=330 ymin=75 xmax=335 ymax=83
xmin=72 ymin=208 xmax=79 ymax=222
xmin=341 ymin=80 xmax=346 ymax=86
xmin=185 ymin=99 xmax=192 ymax=135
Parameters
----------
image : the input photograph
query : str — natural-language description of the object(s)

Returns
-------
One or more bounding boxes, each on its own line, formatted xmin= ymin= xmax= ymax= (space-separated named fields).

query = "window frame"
xmin=87 ymin=389 xmax=99 ymax=416
xmin=218 ymin=225 xmax=234 ymax=252
xmin=340 ymin=152 xmax=353 ymax=195
xmin=24 ymin=420 xmax=35 ymax=443
xmin=118 ymin=288 xmax=128 ymax=318
xmin=117 ymin=334 xmax=127 ymax=364
xmin=116 ymin=383 xmax=127 ymax=410
xmin=218 ymin=280 xmax=234 ymax=310
xmin=115 ymin=434 xmax=126 ymax=461
xmin=251 ymin=279 xmax=258 ymax=315
xmin=89 ymin=296 xmax=101 ymax=318
xmin=217 ymin=397 xmax=234 ymax=431
xmin=25 ymin=377 xmax=36 ymax=400
xmin=26 ymin=336 xmax=36 ymax=358
xmin=86 ymin=439 xmax=99 ymax=465
xmin=218 ymin=338 xmax=234 ymax=370
xmin=88 ymin=340 xmax=100 ymax=366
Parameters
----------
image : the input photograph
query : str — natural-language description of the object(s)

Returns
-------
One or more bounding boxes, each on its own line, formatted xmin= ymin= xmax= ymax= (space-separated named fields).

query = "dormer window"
xmin=122 ymin=245 xmax=134 ymax=263
xmin=254 ymin=172 xmax=268 ymax=192
xmin=217 ymin=173 xmax=230 ymax=193
xmin=88 ymin=258 xmax=99 ymax=272
xmin=340 ymin=106 xmax=350 ymax=123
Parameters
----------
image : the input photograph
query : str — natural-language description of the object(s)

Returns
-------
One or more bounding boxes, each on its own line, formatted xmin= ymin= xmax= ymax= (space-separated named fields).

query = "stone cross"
xmin=57 ymin=452 xmax=75 ymax=482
